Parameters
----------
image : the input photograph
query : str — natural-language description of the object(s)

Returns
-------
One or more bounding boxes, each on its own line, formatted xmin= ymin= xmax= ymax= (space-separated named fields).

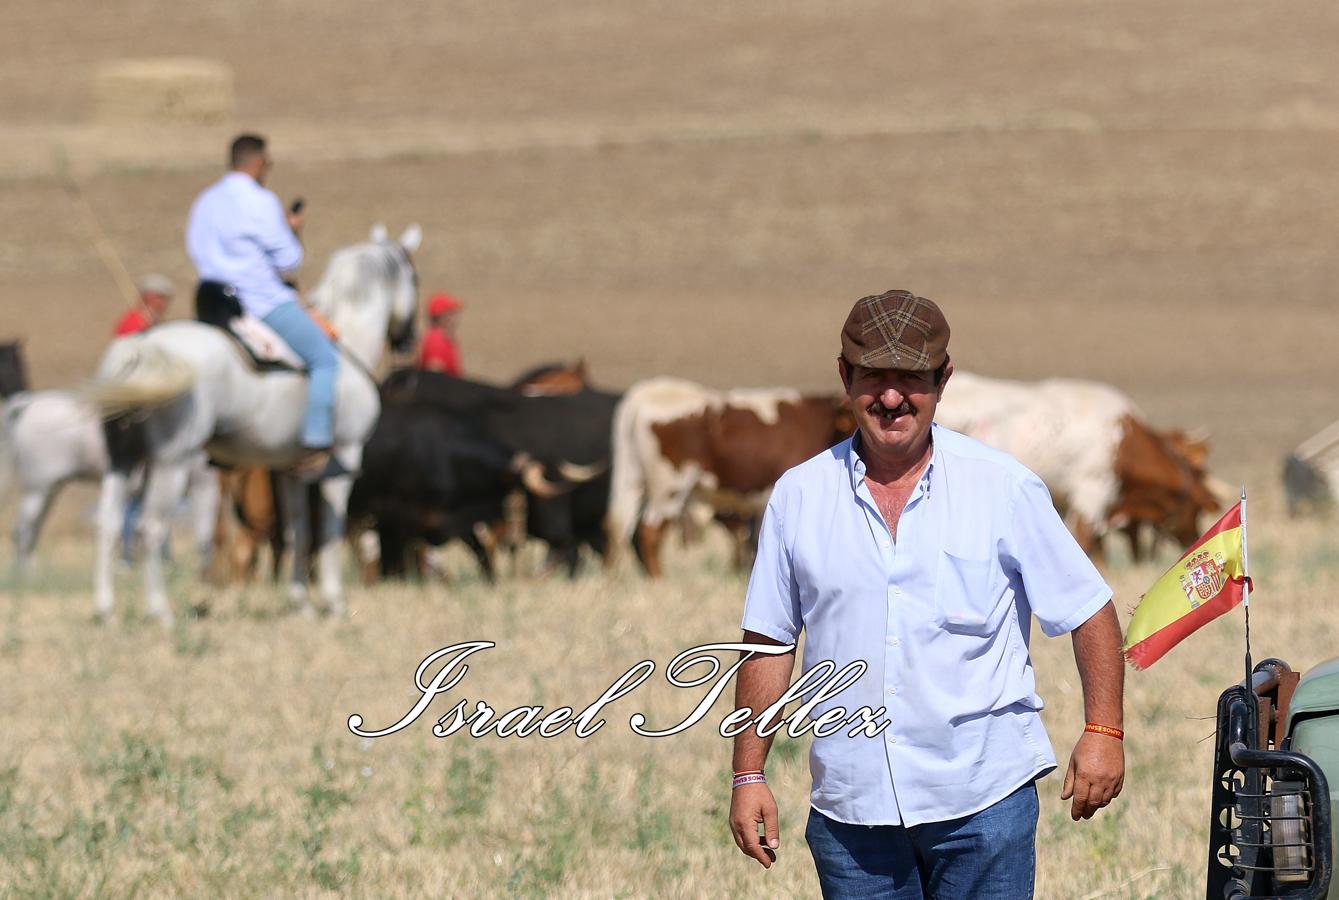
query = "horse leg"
xmin=280 ymin=474 xmax=315 ymax=617
xmin=140 ymin=460 xmax=190 ymax=626
xmin=12 ymin=485 xmax=53 ymax=581
xmin=314 ymin=475 xmax=351 ymax=617
xmin=94 ymin=471 xmax=129 ymax=622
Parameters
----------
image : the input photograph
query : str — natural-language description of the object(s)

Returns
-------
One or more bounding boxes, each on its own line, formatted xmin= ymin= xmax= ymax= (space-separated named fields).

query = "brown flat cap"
xmin=840 ymin=290 xmax=949 ymax=372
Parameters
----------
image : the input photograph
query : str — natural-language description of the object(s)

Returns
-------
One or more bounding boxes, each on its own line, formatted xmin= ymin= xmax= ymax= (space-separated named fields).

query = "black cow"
xmin=378 ymin=370 xmax=620 ymax=575
xmin=349 ymin=401 xmax=526 ymax=579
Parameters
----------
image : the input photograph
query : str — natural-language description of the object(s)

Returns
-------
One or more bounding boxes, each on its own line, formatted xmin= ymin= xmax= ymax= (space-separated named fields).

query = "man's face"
xmin=839 ymin=358 xmax=951 ymax=463
xmin=142 ymin=292 xmax=170 ymax=320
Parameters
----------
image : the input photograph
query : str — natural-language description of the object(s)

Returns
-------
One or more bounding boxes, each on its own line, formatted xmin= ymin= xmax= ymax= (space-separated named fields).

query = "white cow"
xmin=936 ymin=371 xmax=1220 ymax=557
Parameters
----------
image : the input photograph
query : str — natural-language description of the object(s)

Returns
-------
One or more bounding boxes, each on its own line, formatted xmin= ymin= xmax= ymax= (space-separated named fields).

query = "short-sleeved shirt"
xmin=185 ymin=171 xmax=303 ymax=318
xmin=740 ymin=423 xmax=1111 ymax=827
xmin=112 ymin=308 xmax=151 ymax=336
xmin=417 ymin=327 xmax=461 ymax=376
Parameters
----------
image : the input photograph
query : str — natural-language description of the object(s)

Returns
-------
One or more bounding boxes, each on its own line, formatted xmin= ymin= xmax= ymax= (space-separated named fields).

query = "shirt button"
xmin=890 ymin=637 xmax=900 ymax=647
xmin=888 ymin=734 xmax=898 ymax=744
xmin=882 ymin=540 xmax=890 ymax=549
xmin=887 ymin=686 xmax=898 ymax=696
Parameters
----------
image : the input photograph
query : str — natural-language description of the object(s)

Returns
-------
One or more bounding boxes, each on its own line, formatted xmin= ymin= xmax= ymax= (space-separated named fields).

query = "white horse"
xmin=2 ymin=390 xmax=218 ymax=579
xmin=88 ymin=224 xmax=421 ymax=624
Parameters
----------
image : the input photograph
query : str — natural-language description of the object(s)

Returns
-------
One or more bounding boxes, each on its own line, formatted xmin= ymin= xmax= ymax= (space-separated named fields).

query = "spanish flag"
xmin=1123 ymin=502 xmax=1249 ymax=670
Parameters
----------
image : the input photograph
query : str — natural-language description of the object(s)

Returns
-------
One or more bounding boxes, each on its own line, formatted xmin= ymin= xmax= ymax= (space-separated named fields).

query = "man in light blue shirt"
xmin=186 ymin=134 xmax=338 ymax=458
xmin=729 ymin=290 xmax=1125 ymax=899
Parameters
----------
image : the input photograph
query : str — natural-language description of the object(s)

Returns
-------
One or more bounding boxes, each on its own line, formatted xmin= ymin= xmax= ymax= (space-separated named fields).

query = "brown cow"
xmin=607 ymin=377 xmax=854 ymax=577
xmin=1106 ymin=419 xmax=1222 ymax=562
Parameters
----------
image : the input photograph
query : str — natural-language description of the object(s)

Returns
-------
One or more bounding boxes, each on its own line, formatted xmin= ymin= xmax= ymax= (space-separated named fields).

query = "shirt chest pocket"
xmin=934 ymin=551 xmax=1010 ymax=635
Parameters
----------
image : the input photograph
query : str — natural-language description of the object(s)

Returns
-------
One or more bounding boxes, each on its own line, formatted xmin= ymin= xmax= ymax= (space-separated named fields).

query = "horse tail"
xmin=605 ymin=390 xmax=648 ymax=552
xmin=86 ymin=338 xmax=196 ymax=414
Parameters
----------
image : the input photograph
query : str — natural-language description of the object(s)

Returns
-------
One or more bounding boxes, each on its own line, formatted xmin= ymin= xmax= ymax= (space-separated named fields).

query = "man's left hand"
xmin=1060 ymin=731 xmax=1124 ymax=820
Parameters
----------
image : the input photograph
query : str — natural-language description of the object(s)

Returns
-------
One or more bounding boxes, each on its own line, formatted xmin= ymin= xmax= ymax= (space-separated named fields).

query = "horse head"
xmin=372 ymin=223 xmax=421 ymax=353
xmin=312 ymin=224 xmax=422 ymax=369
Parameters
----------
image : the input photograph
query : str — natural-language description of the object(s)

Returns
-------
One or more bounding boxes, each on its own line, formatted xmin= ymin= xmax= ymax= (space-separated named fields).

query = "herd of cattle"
xmin=3 ymin=334 xmax=1339 ymax=593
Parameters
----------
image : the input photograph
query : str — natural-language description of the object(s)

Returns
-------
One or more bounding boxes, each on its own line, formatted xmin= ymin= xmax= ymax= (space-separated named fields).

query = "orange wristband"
xmin=1085 ymin=723 xmax=1124 ymax=740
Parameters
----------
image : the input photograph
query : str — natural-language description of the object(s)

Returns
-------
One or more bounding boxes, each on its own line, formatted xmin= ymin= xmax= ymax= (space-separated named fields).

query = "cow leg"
xmin=724 ymin=514 xmax=760 ymax=571
xmin=140 ymin=460 xmax=190 ymax=626
xmin=1122 ymin=522 xmax=1143 ymax=563
xmin=744 ymin=514 xmax=761 ymax=570
xmin=585 ymin=529 xmax=609 ymax=568
xmin=266 ymin=469 xmax=286 ymax=582
xmin=635 ymin=520 xmax=666 ymax=578
xmin=12 ymin=485 xmax=54 ymax=581
xmin=412 ymin=542 xmax=428 ymax=582
xmin=313 ymin=475 xmax=350 ymax=618
xmin=210 ymin=470 xmax=235 ymax=585
xmin=378 ymin=521 xmax=405 ymax=579
xmin=1073 ymin=516 xmax=1105 ymax=566
xmin=280 ymin=475 xmax=316 ymax=618
xmin=464 ymin=531 xmax=496 ymax=582
xmin=93 ymin=471 xmax=129 ymax=622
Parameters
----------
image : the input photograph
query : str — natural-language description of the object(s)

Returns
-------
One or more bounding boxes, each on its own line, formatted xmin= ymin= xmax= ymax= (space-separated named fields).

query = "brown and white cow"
xmin=607 ymin=377 xmax=853 ymax=577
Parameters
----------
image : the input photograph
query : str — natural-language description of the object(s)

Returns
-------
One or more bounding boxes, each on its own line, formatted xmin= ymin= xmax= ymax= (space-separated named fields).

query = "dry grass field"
xmin=4 ymin=1 xmax=1339 ymax=897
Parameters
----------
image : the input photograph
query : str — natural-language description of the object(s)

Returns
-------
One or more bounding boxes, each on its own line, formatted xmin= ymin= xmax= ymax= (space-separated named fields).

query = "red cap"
xmin=428 ymin=292 xmax=462 ymax=317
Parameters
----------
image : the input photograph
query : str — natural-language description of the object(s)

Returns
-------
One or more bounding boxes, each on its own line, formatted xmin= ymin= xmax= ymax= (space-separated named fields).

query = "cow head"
xmin=1110 ymin=415 xmax=1222 ymax=549
xmin=1282 ymin=453 xmax=1333 ymax=518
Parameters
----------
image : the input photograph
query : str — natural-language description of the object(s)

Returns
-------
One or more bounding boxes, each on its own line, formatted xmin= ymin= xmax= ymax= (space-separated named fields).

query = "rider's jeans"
xmin=262 ymin=301 xmax=339 ymax=448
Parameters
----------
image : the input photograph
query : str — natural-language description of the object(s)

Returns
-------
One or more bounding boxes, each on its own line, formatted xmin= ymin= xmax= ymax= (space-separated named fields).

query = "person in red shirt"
xmin=113 ymin=274 xmax=175 ymax=336
xmin=417 ymin=292 xmax=463 ymax=375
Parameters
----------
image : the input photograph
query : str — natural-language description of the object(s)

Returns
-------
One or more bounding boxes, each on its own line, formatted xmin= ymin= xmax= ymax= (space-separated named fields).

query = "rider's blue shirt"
xmin=186 ymin=171 xmax=303 ymax=318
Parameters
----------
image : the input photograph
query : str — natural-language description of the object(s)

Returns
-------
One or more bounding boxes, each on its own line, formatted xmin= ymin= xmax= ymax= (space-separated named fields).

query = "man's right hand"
xmin=729 ymin=783 xmax=780 ymax=868
xmin=287 ymin=208 xmax=305 ymax=234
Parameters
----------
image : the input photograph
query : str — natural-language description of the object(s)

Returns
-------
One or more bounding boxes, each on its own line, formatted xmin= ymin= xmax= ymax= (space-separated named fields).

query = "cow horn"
xmin=1205 ymin=474 xmax=1236 ymax=508
xmin=520 ymin=460 xmax=569 ymax=499
xmin=557 ymin=460 xmax=608 ymax=483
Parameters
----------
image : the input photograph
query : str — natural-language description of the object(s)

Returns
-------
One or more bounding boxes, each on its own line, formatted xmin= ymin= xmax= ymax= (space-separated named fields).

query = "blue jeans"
xmin=262 ymin=301 xmax=339 ymax=448
xmin=805 ymin=781 xmax=1038 ymax=900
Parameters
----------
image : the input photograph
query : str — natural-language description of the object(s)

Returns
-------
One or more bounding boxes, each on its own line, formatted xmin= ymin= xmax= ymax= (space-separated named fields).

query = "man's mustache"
xmin=868 ymin=400 xmax=915 ymax=418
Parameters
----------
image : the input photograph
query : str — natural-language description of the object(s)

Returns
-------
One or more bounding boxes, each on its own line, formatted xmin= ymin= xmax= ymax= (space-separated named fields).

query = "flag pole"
xmin=1241 ymin=486 xmax=1251 ymax=687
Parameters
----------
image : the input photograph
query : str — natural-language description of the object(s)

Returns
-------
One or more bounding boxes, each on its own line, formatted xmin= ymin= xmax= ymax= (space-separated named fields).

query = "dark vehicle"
xmin=1207 ymin=657 xmax=1337 ymax=898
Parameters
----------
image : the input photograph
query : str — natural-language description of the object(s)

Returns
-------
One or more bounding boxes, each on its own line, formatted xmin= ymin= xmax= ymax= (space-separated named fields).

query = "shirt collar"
xmin=846 ymin=425 xmax=939 ymax=499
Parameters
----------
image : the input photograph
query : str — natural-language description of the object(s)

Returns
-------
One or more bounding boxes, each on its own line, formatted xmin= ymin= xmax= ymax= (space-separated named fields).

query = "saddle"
xmin=195 ymin=280 xmax=306 ymax=373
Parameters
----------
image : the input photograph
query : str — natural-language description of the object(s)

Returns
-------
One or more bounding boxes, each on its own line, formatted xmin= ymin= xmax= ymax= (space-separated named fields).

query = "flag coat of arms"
xmin=1123 ymin=502 xmax=1249 ymax=669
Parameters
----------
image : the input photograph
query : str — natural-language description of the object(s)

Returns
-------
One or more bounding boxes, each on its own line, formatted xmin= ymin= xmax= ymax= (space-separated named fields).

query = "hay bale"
xmin=94 ymin=58 xmax=234 ymax=125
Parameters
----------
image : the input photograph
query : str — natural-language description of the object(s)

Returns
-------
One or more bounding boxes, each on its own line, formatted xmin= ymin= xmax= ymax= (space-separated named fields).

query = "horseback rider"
xmin=186 ymin=134 xmax=338 ymax=469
